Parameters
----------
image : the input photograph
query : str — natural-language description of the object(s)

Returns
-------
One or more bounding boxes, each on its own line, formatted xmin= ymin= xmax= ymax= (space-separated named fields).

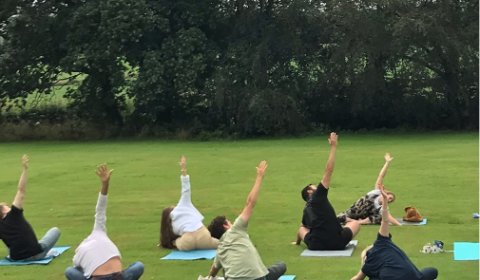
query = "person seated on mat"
xmin=350 ymin=185 xmax=438 ymax=280
xmin=206 ymin=160 xmax=287 ymax=280
xmin=293 ymin=132 xmax=361 ymax=250
xmin=0 ymin=154 xmax=61 ymax=261
xmin=159 ymin=156 xmax=219 ymax=251
xmin=65 ymin=164 xmax=144 ymax=280
xmin=337 ymin=153 xmax=402 ymax=226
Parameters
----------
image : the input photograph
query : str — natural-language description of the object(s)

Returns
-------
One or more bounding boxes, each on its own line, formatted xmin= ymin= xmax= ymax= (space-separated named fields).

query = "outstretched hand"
xmin=385 ymin=153 xmax=393 ymax=162
xmin=22 ymin=154 xmax=29 ymax=170
xmin=179 ymin=156 xmax=187 ymax=170
xmin=95 ymin=163 xmax=113 ymax=184
xmin=379 ymin=185 xmax=388 ymax=199
xmin=328 ymin=132 xmax=338 ymax=147
xmin=256 ymin=160 xmax=268 ymax=177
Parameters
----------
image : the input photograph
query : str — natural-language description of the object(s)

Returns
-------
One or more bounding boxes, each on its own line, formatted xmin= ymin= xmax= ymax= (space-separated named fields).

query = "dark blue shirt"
xmin=361 ymin=233 xmax=424 ymax=280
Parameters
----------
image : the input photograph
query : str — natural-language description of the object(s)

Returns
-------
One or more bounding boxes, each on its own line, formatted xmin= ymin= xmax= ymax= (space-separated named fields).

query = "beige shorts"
xmin=174 ymin=225 xmax=219 ymax=251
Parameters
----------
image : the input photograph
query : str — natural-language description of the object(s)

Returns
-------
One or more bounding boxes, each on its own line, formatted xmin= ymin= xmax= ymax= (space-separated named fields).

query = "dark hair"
xmin=301 ymin=184 xmax=313 ymax=202
xmin=159 ymin=206 xmax=179 ymax=249
xmin=208 ymin=216 xmax=227 ymax=239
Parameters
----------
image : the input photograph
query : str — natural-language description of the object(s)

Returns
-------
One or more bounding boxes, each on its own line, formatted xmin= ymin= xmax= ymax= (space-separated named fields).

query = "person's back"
xmin=215 ymin=216 xmax=268 ymax=279
xmin=206 ymin=160 xmax=286 ymax=280
xmin=0 ymin=205 xmax=42 ymax=260
xmin=303 ymin=184 xmax=343 ymax=234
xmin=72 ymin=193 xmax=122 ymax=278
xmin=362 ymin=233 xmax=423 ymax=280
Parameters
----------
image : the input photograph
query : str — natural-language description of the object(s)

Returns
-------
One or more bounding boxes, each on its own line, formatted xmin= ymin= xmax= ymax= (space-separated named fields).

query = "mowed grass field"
xmin=0 ymin=133 xmax=478 ymax=280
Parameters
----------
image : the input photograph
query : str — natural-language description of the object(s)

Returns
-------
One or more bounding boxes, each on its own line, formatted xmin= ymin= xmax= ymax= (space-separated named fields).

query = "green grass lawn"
xmin=0 ymin=133 xmax=478 ymax=280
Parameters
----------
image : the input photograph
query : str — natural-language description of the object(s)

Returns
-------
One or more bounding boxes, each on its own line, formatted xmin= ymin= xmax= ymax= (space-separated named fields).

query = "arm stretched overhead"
xmin=375 ymin=153 xmax=393 ymax=189
xmin=378 ymin=185 xmax=390 ymax=237
xmin=93 ymin=163 xmax=113 ymax=232
xmin=240 ymin=161 xmax=268 ymax=223
xmin=12 ymin=155 xmax=29 ymax=209
xmin=321 ymin=132 xmax=338 ymax=189
xmin=178 ymin=156 xmax=193 ymax=206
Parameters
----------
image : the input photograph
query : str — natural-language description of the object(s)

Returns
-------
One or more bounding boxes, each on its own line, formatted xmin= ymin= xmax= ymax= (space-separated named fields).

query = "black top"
xmin=362 ymin=233 xmax=424 ymax=280
xmin=0 ymin=205 xmax=42 ymax=260
xmin=302 ymin=183 xmax=343 ymax=236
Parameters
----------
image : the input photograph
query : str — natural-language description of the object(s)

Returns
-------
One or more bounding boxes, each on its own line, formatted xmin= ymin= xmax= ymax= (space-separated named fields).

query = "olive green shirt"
xmin=213 ymin=216 xmax=268 ymax=280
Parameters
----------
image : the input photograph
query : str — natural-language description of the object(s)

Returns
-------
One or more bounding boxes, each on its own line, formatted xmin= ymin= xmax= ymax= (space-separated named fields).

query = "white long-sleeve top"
xmin=171 ymin=175 xmax=204 ymax=236
xmin=72 ymin=193 xmax=121 ymax=278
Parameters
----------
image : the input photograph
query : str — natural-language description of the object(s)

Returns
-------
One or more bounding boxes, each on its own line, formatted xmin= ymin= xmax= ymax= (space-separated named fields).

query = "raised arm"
xmin=378 ymin=185 xmax=390 ymax=237
xmin=240 ymin=161 xmax=267 ymax=223
xmin=375 ymin=153 xmax=393 ymax=189
xmin=320 ymin=133 xmax=338 ymax=189
xmin=12 ymin=155 xmax=29 ymax=209
xmin=93 ymin=163 xmax=113 ymax=232
xmin=177 ymin=156 xmax=192 ymax=206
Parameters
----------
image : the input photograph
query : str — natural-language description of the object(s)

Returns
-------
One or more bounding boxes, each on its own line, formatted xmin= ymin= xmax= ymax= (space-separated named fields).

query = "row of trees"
xmin=0 ymin=0 xmax=478 ymax=137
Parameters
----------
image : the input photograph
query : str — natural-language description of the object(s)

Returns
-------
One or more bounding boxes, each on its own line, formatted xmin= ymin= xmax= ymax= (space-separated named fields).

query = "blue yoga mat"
xmin=395 ymin=218 xmax=427 ymax=226
xmin=454 ymin=242 xmax=479 ymax=261
xmin=0 ymin=246 xmax=71 ymax=266
xmin=161 ymin=249 xmax=216 ymax=260
xmin=279 ymin=275 xmax=296 ymax=280
xmin=300 ymin=240 xmax=358 ymax=257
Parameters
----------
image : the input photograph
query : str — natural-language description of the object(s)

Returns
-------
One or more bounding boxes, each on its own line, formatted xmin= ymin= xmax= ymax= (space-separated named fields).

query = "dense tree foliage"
xmin=0 ymin=0 xmax=478 ymax=137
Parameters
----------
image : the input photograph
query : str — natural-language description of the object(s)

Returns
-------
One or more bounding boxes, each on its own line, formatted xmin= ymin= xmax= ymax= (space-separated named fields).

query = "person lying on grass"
xmin=65 ymin=164 xmax=144 ymax=280
xmin=0 ymin=154 xmax=61 ymax=261
xmin=350 ymin=185 xmax=438 ymax=280
xmin=293 ymin=133 xmax=361 ymax=250
xmin=337 ymin=153 xmax=402 ymax=226
xmin=206 ymin=160 xmax=287 ymax=280
xmin=159 ymin=156 xmax=219 ymax=251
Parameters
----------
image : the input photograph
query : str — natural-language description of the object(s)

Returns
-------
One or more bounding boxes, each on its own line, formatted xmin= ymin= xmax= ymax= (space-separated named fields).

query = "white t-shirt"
xmin=72 ymin=194 xmax=121 ymax=278
xmin=367 ymin=189 xmax=382 ymax=210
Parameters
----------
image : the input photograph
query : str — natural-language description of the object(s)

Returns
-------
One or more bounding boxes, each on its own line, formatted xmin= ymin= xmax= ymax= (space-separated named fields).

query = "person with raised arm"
xmin=65 ymin=164 xmax=144 ymax=280
xmin=159 ymin=156 xmax=219 ymax=251
xmin=350 ymin=185 xmax=438 ymax=280
xmin=0 ymin=155 xmax=60 ymax=261
xmin=206 ymin=161 xmax=287 ymax=280
xmin=293 ymin=133 xmax=361 ymax=250
xmin=337 ymin=153 xmax=402 ymax=226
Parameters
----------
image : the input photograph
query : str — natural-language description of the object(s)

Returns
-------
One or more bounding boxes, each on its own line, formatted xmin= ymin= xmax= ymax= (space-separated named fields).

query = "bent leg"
xmin=65 ymin=266 xmax=87 ymax=280
xmin=174 ymin=233 xmax=195 ymax=251
xmin=37 ymin=227 xmax=61 ymax=259
xmin=122 ymin=261 xmax=145 ymax=280
xmin=195 ymin=226 xmax=219 ymax=250
xmin=256 ymin=261 xmax=286 ymax=280
xmin=420 ymin=267 xmax=438 ymax=280
xmin=294 ymin=226 xmax=310 ymax=245
xmin=344 ymin=220 xmax=361 ymax=238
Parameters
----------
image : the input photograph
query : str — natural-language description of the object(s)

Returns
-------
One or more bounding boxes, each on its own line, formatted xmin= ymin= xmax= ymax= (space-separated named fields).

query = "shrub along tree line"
xmin=0 ymin=0 xmax=478 ymax=139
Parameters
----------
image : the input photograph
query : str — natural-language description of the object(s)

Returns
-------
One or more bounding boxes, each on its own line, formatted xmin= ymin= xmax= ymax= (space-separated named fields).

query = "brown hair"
xmin=386 ymin=191 xmax=396 ymax=203
xmin=208 ymin=216 xmax=228 ymax=239
xmin=160 ymin=206 xmax=179 ymax=249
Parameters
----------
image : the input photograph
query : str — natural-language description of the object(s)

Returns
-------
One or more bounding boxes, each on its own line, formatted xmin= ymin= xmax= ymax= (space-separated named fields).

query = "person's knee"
xmin=277 ymin=261 xmax=287 ymax=273
xmin=65 ymin=266 xmax=82 ymax=279
xmin=130 ymin=261 xmax=145 ymax=276
xmin=52 ymin=227 xmax=61 ymax=235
